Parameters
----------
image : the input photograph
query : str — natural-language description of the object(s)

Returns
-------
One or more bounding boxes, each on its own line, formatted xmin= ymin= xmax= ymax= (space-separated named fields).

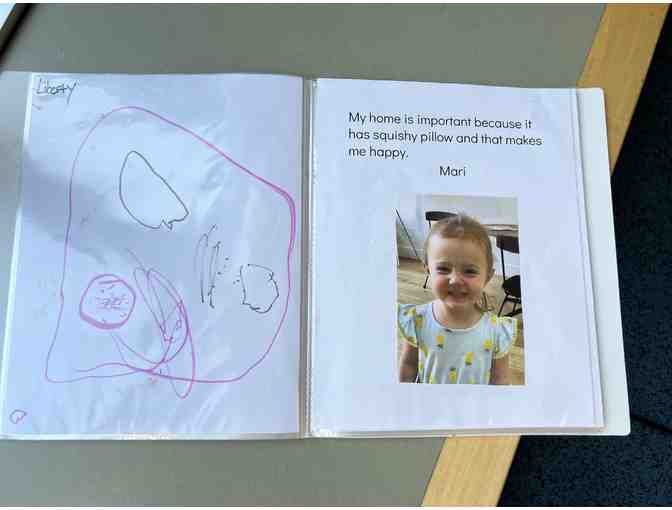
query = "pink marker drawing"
xmin=45 ymin=106 xmax=297 ymax=398
xmin=9 ymin=410 xmax=27 ymax=425
xmin=79 ymin=274 xmax=136 ymax=330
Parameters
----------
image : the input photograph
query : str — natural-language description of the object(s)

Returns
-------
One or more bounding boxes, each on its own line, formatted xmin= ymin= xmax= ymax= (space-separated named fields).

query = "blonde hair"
xmin=423 ymin=213 xmax=494 ymax=311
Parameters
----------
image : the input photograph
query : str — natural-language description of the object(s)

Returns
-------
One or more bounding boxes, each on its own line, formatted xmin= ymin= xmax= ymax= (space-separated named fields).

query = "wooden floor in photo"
xmin=397 ymin=257 xmax=525 ymax=385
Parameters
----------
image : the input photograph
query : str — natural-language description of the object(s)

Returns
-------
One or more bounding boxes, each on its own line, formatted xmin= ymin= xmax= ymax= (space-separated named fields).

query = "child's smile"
xmin=445 ymin=288 xmax=470 ymax=302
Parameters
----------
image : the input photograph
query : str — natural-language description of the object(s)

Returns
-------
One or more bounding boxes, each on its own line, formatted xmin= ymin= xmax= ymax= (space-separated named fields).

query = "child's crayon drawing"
xmin=44 ymin=106 xmax=297 ymax=400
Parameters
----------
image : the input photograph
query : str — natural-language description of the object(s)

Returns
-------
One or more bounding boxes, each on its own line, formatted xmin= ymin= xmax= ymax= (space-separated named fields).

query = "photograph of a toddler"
xmin=397 ymin=210 xmax=521 ymax=385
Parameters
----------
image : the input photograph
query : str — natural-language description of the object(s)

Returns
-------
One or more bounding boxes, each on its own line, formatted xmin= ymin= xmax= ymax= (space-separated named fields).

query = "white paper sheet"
xmin=1 ymin=73 xmax=303 ymax=437
xmin=310 ymin=78 xmax=604 ymax=434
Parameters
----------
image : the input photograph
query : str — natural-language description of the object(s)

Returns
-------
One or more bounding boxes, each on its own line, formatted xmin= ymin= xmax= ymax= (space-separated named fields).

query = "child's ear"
xmin=487 ymin=267 xmax=495 ymax=283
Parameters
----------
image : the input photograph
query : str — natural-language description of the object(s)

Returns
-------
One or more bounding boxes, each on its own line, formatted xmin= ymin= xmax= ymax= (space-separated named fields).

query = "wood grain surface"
xmin=422 ymin=4 xmax=668 ymax=507
xmin=579 ymin=4 xmax=669 ymax=174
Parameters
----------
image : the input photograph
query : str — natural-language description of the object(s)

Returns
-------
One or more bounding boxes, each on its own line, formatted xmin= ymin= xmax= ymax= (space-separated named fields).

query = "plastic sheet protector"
xmin=310 ymin=79 xmax=607 ymax=435
xmin=1 ymin=74 xmax=303 ymax=437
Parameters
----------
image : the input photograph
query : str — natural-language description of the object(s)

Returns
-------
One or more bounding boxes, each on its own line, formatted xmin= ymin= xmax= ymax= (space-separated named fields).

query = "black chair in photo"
xmin=496 ymin=234 xmax=522 ymax=317
xmin=423 ymin=211 xmax=457 ymax=289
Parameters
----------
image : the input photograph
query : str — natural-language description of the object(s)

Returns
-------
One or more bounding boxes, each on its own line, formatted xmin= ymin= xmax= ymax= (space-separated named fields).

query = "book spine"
xmin=299 ymin=78 xmax=316 ymax=438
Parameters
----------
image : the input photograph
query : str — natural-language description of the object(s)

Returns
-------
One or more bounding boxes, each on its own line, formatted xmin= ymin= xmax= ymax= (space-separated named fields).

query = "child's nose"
xmin=448 ymin=271 xmax=463 ymax=284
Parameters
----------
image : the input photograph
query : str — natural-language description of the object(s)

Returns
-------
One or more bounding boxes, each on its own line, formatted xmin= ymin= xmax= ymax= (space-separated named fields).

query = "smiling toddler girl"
xmin=398 ymin=213 xmax=517 ymax=385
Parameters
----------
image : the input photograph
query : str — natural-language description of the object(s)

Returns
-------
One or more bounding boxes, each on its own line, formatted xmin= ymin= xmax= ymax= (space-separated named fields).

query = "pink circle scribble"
xmin=79 ymin=274 xmax=136 ymax=330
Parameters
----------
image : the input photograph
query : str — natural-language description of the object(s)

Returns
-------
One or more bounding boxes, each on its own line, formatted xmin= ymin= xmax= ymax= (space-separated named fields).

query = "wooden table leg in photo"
xmin=422 ymin=4 xmax=668 ymax=506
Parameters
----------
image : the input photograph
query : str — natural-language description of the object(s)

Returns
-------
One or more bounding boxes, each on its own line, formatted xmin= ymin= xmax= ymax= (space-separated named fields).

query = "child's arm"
xmin=399 ymin=341 xmax=419 ymax=382
xmin=490 ymin=354 xmax=511 ymax=385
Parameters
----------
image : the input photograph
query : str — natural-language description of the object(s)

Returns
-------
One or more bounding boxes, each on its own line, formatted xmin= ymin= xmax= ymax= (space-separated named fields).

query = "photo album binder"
xmin=0 ymin=72 xmax=629 ymax=438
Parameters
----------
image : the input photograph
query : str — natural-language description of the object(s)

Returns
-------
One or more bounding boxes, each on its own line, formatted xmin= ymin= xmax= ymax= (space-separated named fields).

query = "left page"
xmin=1 ymin=73 xmax=303 ymax=438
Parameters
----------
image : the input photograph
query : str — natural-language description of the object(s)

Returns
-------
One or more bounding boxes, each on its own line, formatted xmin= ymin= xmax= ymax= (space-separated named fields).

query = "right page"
xmin=310 ymin=78 xmax=607 ymax=435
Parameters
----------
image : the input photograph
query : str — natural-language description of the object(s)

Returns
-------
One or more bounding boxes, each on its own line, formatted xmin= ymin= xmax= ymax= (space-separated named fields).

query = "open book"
xmin=0 ymin=73 xmax=628 ymax=438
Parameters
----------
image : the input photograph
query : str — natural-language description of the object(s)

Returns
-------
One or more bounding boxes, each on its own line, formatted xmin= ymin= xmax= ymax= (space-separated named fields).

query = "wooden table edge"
xmin=422 ymin=4 xmax=669 ymax=507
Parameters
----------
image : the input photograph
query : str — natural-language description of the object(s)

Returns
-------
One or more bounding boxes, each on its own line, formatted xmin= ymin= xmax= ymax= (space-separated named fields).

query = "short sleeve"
xmin=494 ymin=316 xmax=518 ymax=359
xmin=397 ymin=303 xmax=418 ymax=348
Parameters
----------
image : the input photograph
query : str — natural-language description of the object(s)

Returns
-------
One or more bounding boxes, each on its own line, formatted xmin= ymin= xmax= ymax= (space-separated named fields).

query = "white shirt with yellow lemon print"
xmin=397 ymin=302 xmax=517 ymax=384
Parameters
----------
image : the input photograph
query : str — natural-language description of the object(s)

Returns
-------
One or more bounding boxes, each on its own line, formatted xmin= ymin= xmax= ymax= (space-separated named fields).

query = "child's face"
xmin=426 ymin=235 xmax=492 ymax=310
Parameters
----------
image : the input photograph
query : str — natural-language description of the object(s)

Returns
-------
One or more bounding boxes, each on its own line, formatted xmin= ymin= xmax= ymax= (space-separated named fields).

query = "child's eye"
xmin=464 ymin=268 xmax=480 ymax=276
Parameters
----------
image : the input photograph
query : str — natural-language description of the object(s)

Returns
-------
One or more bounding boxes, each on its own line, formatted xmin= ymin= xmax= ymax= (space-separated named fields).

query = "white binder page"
xmin=577 ymin=89 xmax=629 ymax=435
xmin=311 ymin=78 xmax=603 ymax=434
xmin=1 ymin=73 xmax=303 ymax=437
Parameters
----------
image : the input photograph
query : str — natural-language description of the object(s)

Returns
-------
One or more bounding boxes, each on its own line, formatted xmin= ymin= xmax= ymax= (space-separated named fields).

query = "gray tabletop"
xmin=0 ymin=4 xmax=602 ymax=505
